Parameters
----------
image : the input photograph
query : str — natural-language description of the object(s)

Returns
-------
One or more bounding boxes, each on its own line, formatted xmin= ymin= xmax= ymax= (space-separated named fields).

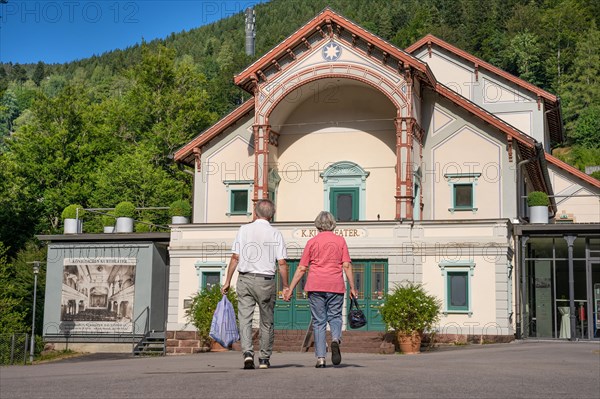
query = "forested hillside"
xmin=0 ymin=0 xmax=599 ymax=335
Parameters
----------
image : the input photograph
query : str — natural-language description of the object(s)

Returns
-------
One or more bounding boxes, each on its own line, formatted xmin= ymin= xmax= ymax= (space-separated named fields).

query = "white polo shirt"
xmin=232 ymin=219 xmax=287 ymax=275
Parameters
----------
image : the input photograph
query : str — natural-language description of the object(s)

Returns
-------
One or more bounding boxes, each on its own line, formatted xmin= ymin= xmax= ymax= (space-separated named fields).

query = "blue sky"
xmin=0 ymin=0 xmax=265 ymax=64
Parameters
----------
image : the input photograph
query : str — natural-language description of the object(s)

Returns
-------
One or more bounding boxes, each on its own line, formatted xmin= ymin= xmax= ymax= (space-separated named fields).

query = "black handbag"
xmin=348 ymin=297 xmax=367 ymax=329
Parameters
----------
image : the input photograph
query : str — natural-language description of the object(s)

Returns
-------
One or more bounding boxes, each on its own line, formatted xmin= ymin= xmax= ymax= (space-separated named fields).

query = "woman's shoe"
xmin=331 ymin=340 xmax=341 ymax=365
xmin=315 ymin=357 xmax=326 ymax=368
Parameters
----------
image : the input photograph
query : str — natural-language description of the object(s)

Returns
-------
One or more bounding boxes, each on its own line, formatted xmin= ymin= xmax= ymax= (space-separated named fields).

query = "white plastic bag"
xmin=209 ymin=295 xmax=239 ymax=348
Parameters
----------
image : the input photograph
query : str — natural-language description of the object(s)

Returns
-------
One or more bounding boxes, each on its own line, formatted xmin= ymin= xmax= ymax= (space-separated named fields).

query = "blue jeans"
xmin=308 ymin=292 xmax=343 ymax=358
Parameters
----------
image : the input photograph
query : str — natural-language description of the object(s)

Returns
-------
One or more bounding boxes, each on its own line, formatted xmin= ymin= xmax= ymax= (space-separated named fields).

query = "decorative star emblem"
xmin=322 ymin=42 xmax=341 ymax=61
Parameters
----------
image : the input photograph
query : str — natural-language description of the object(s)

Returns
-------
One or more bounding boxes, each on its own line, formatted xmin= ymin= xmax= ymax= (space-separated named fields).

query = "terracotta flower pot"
xmin=397 ymin=331 xmax=422 ymax=354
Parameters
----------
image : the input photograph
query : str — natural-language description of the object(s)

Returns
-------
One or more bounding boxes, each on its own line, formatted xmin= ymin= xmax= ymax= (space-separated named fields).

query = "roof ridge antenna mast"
xmin=245 ymin=7 xmax=256 ymax=57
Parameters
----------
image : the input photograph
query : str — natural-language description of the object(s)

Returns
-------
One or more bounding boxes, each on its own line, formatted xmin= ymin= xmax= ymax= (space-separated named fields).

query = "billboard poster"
xmin=60 ymin=258 xmax=136 ymax=334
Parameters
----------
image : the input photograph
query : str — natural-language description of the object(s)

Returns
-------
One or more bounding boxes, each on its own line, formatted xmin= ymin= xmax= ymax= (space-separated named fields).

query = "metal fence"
xmin=0 ymin=334 xmax=29 ymax=365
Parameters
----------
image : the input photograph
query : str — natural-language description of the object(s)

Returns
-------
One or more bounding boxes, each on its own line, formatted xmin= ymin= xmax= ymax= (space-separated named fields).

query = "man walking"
xmin=221 ymin=199 xmax=289 ymax=369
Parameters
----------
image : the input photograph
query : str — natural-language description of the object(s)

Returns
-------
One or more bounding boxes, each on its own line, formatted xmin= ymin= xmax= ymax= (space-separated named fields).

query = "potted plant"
xmin=114 ymin=201 xmax=136 ymax=233
xmin=379 ymin=282 xmax=441 ymax=354
xmin=169 ymin=200 xmax=192 ymax=224
xmin=185 ymin=284 xmax=238 ymax=351
xmin=101 ymin=215 xmax=115 ymax=233
xmin=527 ymin=191 xmax=550 ymax=224
xmin=61 ymin=204 xmax=85 ymax=234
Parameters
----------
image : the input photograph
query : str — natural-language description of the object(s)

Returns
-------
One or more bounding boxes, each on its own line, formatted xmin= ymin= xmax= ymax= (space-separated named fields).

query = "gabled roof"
xmin=174 ymin=9 xmax=561 ymax=197
xmin=234 ymin=7 xmax=436 ymax=92
xmin=406 ymin=34 xmax=564 ymax=144
xmin=545 ymin=153 xmax=600 ymax=189
xmin=174 ymin=99 xmax=254 ymax=166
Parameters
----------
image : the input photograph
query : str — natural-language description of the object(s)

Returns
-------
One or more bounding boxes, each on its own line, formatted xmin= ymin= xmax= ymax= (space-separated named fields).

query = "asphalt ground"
xmin=1 ymin=341 xmax=599 ymax=399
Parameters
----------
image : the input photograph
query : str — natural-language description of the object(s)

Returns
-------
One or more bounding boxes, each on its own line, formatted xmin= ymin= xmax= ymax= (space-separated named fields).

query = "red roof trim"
xmin=406 ymin=34 xmax=558 ymax=102
xmin=545 ymin=153 xmax=600 ymax=189
xmin=174 ymin=99 xmax=255 ymax=164
xmin=234 ymin=8 xmax=431 ymax=87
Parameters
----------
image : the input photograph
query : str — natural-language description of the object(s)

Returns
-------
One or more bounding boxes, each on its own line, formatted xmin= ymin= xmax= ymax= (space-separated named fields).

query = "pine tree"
xmin=10 ymin=64 xmax=28 ymax=84
xmin=32 ymin=62 xmax=46 ymax=86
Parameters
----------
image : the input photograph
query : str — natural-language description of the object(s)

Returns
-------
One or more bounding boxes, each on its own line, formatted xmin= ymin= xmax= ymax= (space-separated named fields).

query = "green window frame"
xmin=447 ymin=271 xmax=469 ymax=311
xmin=230 ymin=190 xmax=249 ymax=214
xmin=445 ymin=173 xmax=481 ymax=214
xmin=330 ymin=187 xmax=359 ymax=222
xmin=439 ymin=261 xmax=475 ymax=315
xmin=320 ymin=161 xmax=369 ymax=221
xmin=202 ymin=272 xmax=221 ymax=291
xmin=224 ymin=180 xmax=253 ymax=216
xmin=453 ymin=183 xmax=473 ymax=209
xmin=194 ymin=262 xmax=226 ymax=292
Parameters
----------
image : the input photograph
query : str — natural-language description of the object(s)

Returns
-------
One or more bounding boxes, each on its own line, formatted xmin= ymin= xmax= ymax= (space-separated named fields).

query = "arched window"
xmin=320 ymin=161 xmax=369 ymax=221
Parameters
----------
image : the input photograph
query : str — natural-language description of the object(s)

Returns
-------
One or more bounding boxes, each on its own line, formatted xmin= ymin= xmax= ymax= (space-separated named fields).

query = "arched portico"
xmin=251 ymin=67 xmax=419 ymax=220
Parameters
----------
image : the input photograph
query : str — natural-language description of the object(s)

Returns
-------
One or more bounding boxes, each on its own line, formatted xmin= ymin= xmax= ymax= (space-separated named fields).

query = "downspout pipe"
xmin=535 ymin=142 xmax=557 ymax=220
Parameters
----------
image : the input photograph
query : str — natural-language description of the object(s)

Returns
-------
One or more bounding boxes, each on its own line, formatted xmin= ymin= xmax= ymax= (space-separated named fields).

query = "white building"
xmin=169 ymin=8 xmax=600 ymax=346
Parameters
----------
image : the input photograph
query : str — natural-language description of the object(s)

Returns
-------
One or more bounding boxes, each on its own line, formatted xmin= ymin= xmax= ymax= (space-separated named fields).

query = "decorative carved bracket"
xmin=302 ymin=37 xmax=311 ymax=49
xmin=367 ymin=42 xmax=373 ymax=56
xmin=507 ymin=137 xmax=513 ymax=162
xmin=286 ymin=48 xmax=296 ymax=60
xmin=474 ymin=63 xmax=479 ymax=81
xmin=271 ymin=59 xmax=281 ymax=71
xmin=382 ymin=51 xmax=389 ymax=65
xmin=316 ymin=26 xmax=327 ymax=39
xmin=325 ymin=18 xmax=333 ymax=37
xmin=351 ymin=34 xmax=358 ymax=47
xmin=193 ymin=147 xmax=202 ymax=172
xmin=257 ymin=70 xmax=267 ymax=82
xmin=269 ymin=130 xmax=280 ymax=147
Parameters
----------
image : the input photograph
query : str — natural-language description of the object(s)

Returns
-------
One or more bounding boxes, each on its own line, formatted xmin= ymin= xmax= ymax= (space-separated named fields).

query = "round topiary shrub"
xmin=114 ymin=201 xmax=136 ymax=218
xmin=527 ymin=191 xmax=550 ymax=207
xmin=169 ymin=200 xmax=192 ymax=218
xmin=101 ymin=215 xmax=115 ymax=227
xmin=61 ymin=204 xmax=85 ymax=220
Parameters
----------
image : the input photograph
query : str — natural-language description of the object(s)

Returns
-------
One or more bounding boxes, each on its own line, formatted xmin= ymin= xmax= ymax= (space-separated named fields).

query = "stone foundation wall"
xmin=423 ymin=333 xmax=515 ymax=345
xmin=166 ymin=330 xmax=515 ymax=355
xmin=166 ymin=331 xmax=234 ymax=354
xmin=166 ymin=331 xmax=207 ymax=354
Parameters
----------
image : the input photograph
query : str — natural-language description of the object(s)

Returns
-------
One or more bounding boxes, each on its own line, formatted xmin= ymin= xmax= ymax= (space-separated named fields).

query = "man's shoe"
xmin=331 ymin=340 xmax=342 ymax=365
xmin=315 ymin=357 xmax=326 ymax=368
xmin=258 ymin=358 xmax=270 ymax=369
xmin=243 ymin=353 xmax=255 ymax=369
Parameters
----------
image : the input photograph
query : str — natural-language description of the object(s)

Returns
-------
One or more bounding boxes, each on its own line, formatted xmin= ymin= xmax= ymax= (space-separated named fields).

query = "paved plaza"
xmin=1 ymin=341 xmax=599 ymax=399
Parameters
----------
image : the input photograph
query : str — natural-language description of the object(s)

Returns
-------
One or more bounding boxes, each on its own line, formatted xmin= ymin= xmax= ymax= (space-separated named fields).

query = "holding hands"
xmin=282 ymin=287 xmax=292 ymax=301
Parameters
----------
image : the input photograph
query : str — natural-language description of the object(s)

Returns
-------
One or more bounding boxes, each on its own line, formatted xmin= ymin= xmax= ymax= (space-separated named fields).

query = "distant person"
xmin=284 ymin=211 xmax=358 ymax=368
xmin=222 ymin=199 xmax=289 ymax=369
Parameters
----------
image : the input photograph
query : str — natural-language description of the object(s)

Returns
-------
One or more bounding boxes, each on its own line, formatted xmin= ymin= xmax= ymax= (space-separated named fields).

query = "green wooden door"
xmin=330 ymin=187 xmax=359 ymax=222
xmin=274 ymin=261 xmax=311 ymax=330
xmin=348 ymin=260 xmax=387 ymax=331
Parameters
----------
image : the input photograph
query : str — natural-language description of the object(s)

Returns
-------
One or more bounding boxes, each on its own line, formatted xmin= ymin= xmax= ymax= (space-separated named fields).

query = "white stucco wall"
xmin=548 ymin=164 xmax=600 ymax=223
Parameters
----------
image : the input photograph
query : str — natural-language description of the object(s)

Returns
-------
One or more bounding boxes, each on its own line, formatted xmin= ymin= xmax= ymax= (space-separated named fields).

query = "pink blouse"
xmin=300 ymin=231 xmax=351 ymax=294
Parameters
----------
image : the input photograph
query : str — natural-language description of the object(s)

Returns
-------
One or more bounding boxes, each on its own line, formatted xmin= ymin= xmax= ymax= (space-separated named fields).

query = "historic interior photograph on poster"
xmin=60 ymin=258 xmax=136 ymax=334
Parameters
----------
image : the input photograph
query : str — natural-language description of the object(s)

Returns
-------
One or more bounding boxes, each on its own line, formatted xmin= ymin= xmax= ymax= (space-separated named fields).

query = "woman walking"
xmin=284 ymin=211 xmax=358 ymax=368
